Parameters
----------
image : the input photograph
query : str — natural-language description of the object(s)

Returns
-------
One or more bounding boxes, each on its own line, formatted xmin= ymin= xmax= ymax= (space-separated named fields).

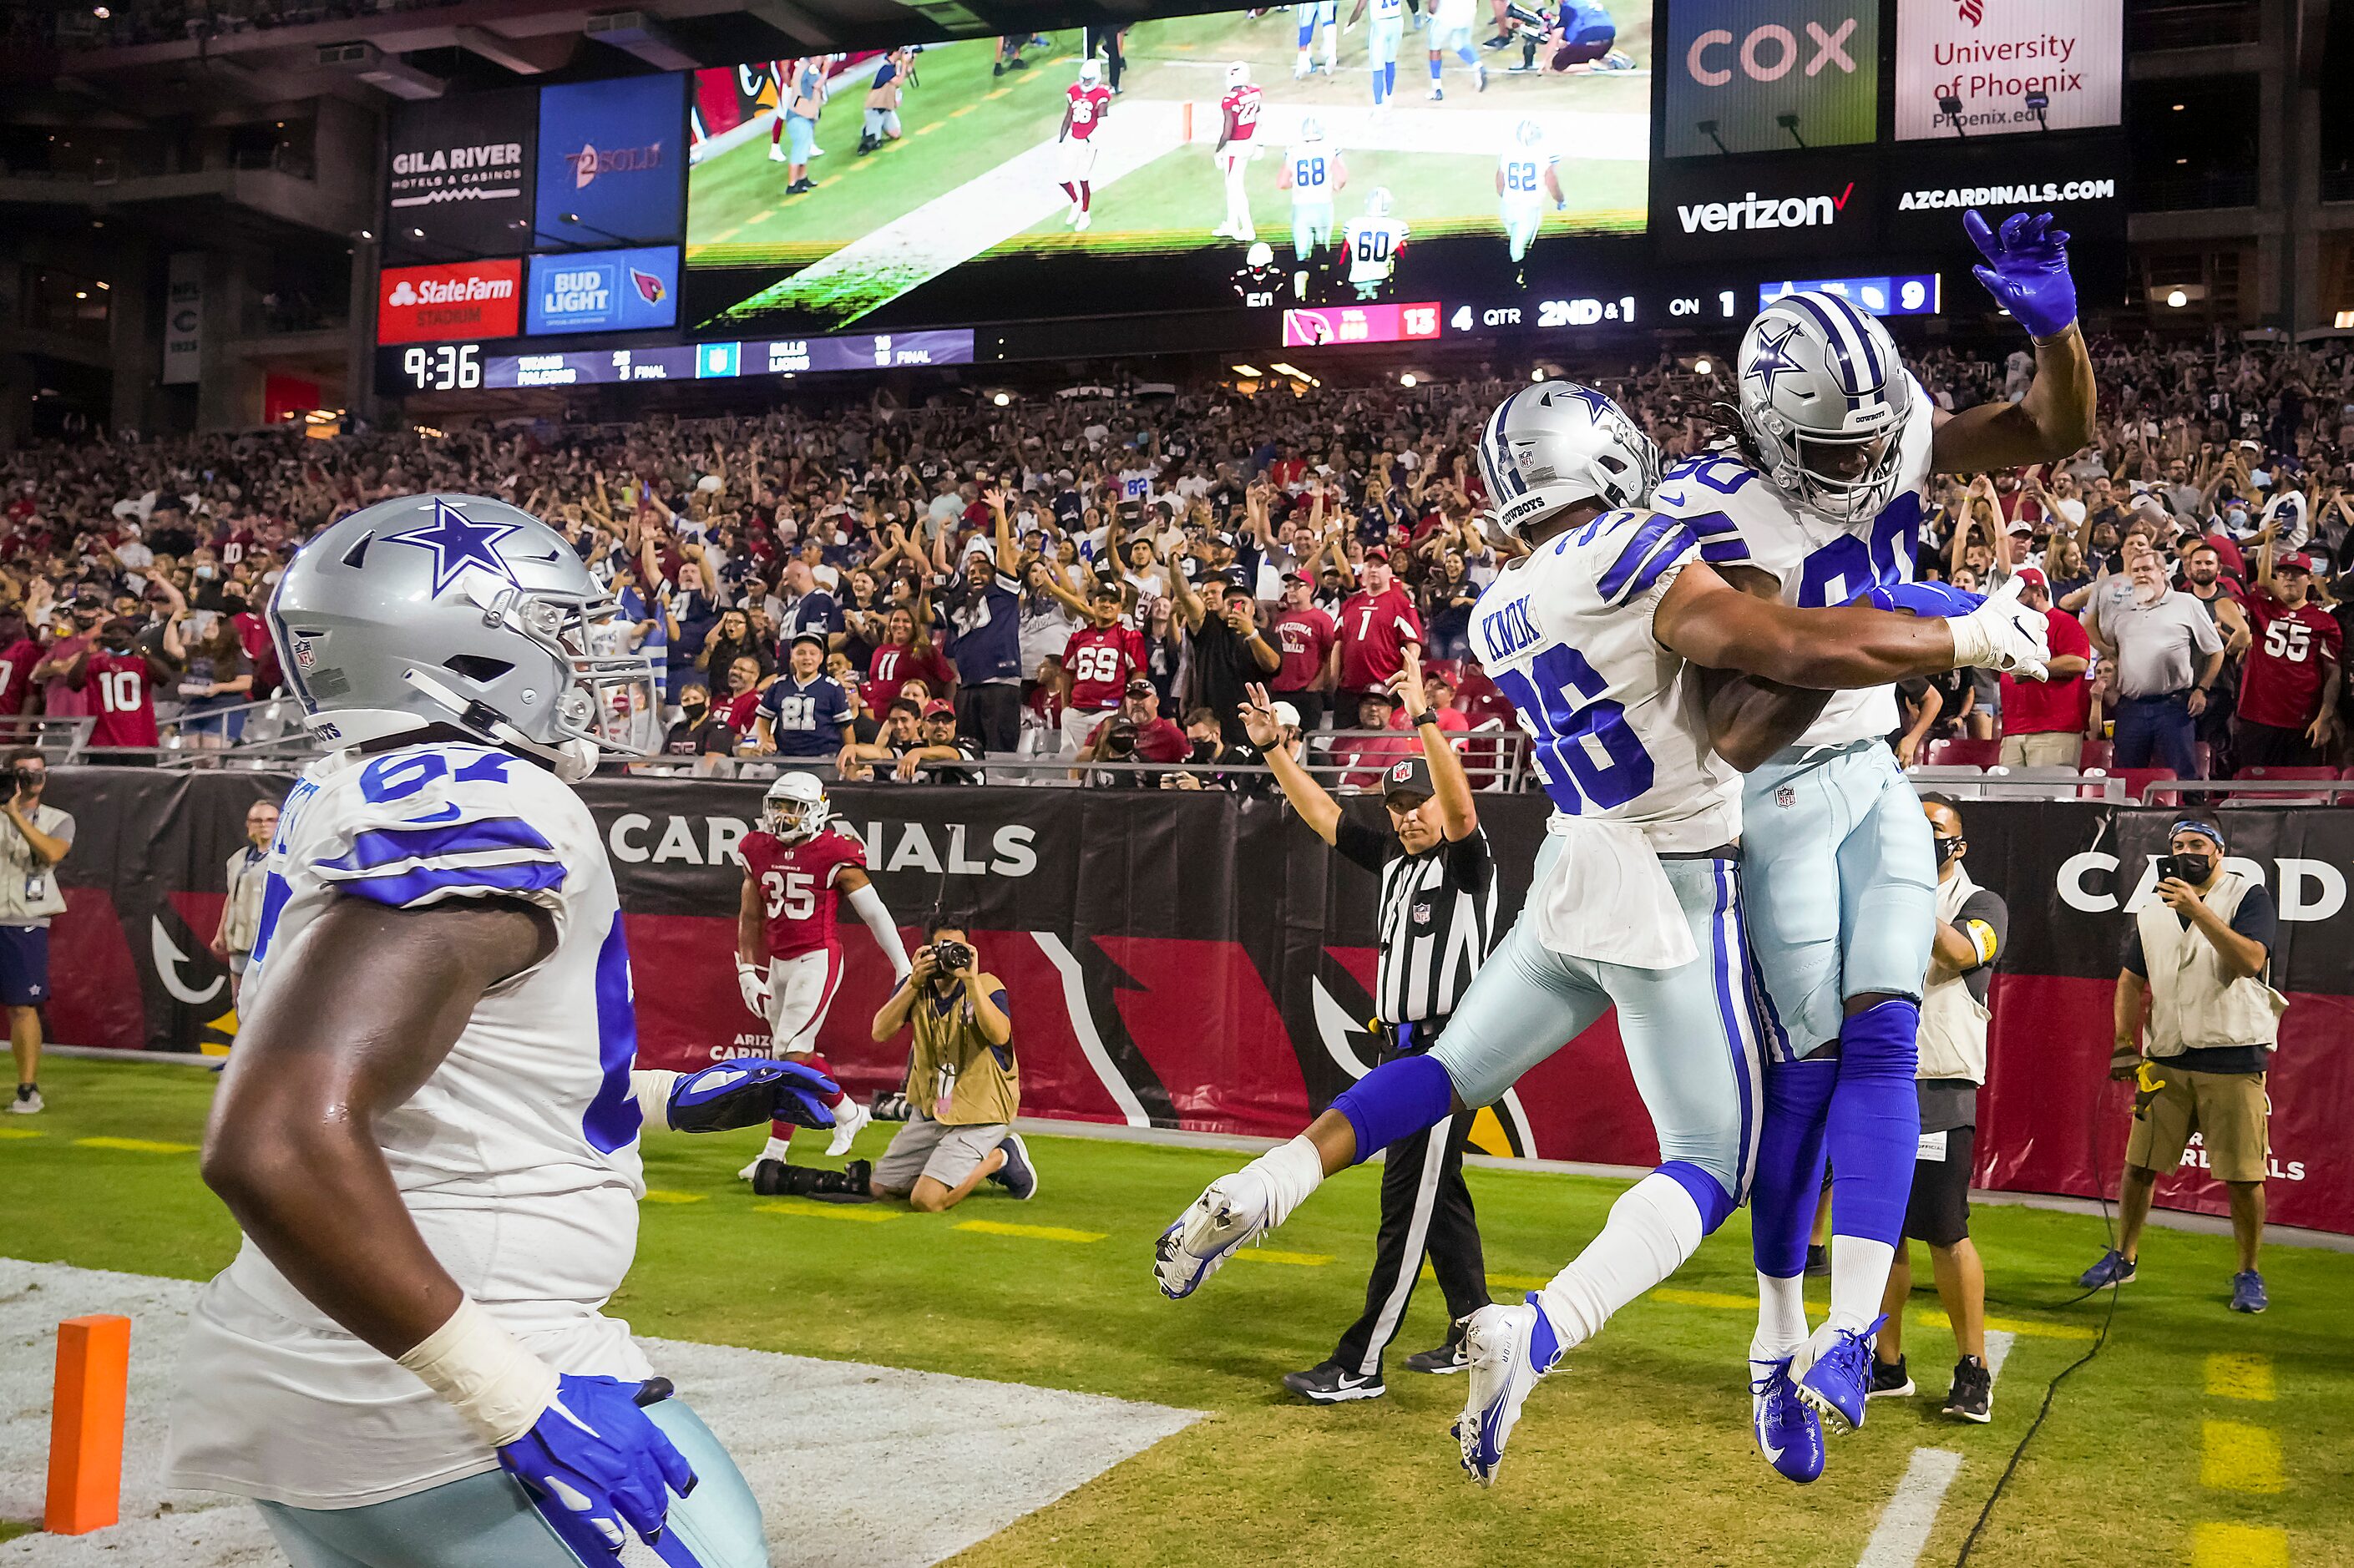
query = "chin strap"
xmin=399 ymin=667 xmax=593 ymax=781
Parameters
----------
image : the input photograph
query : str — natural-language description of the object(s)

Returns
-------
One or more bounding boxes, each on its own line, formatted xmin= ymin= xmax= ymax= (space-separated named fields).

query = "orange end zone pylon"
xmin=45 ymin=1313 xmax=130 ymax=1535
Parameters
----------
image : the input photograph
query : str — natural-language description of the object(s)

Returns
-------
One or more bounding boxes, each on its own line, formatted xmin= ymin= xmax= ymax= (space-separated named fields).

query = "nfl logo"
xmin=1390 ymin=761 xmax=1413 ymax=782
xmin=1774 ymin=785 xmax=1796 ymax=809
xmin=292 ymin=638 xmax=317 ymax=671
xmin=1412 ymin=901 xmax=1432 ymax=924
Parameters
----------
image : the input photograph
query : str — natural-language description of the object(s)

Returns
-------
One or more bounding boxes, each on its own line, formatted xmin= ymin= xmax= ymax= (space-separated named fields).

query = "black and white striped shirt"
xmin=1335 ymin=820 xmax=1498 ymax=1024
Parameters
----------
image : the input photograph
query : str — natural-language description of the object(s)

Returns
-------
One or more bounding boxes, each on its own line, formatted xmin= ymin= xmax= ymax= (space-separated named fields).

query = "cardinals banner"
xmin=45 ymin=769 xmax=2354 ymax=1235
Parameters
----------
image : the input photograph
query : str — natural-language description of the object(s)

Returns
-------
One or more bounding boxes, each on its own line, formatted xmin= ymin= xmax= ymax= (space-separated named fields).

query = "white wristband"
xmin=395 ymin=1297 xmax=560 ymax=1447
xmin=630 ymin=1068 xmax=680 ymax=1133
xmin=1944 ymin=612 xmax=1997 ymax=670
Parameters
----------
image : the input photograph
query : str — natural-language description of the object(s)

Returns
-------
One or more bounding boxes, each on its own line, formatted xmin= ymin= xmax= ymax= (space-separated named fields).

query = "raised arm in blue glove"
xmin=1964 ymin=209 xmax=2076 ymax=340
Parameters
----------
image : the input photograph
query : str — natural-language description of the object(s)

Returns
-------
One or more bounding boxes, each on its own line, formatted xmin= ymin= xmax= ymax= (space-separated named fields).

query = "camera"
xmin=11 ymin=765 xmax=39 ymax=795
xmin=929 ymin=939 xmax=974 ymax=976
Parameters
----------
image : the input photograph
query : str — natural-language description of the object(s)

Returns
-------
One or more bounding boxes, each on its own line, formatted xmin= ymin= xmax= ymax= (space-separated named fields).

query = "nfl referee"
xmin=1238 ymin=646 xmax=1499 ymax=1403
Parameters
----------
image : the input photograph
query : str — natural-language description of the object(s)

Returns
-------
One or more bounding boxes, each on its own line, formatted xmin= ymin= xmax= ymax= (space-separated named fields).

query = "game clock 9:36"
xmin=401 ymin=343 xmax=483 ymax=392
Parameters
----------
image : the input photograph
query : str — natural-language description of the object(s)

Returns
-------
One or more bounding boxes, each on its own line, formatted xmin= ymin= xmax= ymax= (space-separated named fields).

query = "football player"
xmin=1498 ymin=119 xmax=1562 ymax=269
xmin=1646 ymin=211 xmax=2093 ymax=1473
xmin=1277 ymin=117 xmax=1346 ymax=279
xmin=1212 ymin=63 xmax=1264 ymax=243
xmin=1348 ymin=0 xmax=1407 ymax=106
xmin=1344 ymin=189 xmax=1408 ymax=300
xmin=165 ymin=493 xmax=842 ymax=1565
xmin=1294 ymin=0 xmax=1339 ymax=78
xmin=1058 ymin=58 xmax=1112 ymax=231
xmin=1426 ymin=0 xmax=1486 ymax=98
xmin=1155 ymin=385 xmax=2048 ymax=1490
xmin=734 ymin=771 xmax=914 ymax=1180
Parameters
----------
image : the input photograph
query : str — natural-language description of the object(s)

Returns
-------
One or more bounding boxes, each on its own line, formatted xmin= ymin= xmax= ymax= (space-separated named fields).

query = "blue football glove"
xmin=1859 ymin=580 xmax=1985 ymax=618
xmin=666 ymin=1058 xmax=838 ymax=1134
xmin=1964 ymin=209 xmax=2077 ymax=339
xmin=498 ymin=1375 xmax=697 ymax=1560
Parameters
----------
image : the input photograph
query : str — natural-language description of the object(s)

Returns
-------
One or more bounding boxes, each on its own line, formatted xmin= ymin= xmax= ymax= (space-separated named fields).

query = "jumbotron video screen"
xmin=682 ymin=2 xmax=1652 ymax=335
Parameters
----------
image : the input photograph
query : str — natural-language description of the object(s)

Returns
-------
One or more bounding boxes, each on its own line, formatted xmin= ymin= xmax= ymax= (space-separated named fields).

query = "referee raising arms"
xmin=1228 ymin=647 xmax=1499 ymax=1404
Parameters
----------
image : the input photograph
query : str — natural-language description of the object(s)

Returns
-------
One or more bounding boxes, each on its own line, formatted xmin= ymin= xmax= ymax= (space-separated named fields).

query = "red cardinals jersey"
xmin=739 ymin=827 xmax=868 ymax=961
xmin=1061 ymin=623 xmax=1148 ymax=711
xmin=0 ymin=638 xmax=40 ymax=718
xmin=85 ymin=650 xmax=159 ymax=749
xmin=1270 ymin=606 xmax=1336 ymax=693
xmin=1336 ymin=585 xmax=1425 ymax=690
xmin=1066 ymin=83 xmax=1111 ymax=140
xmin=2239 ymin=593 xmax=2342 ymax=730
xmin=1221 ymin=85 xmax=1263 ymax=140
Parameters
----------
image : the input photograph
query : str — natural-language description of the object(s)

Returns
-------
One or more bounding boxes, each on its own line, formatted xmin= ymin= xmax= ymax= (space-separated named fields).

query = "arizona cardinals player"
xmin=734 ymin=772 xmax=914 ymax=1179
xmin=1213 ymin=61 xmax=1264 ymax=242
xmin=1059 ymin=59 xmax=1113 ymax=231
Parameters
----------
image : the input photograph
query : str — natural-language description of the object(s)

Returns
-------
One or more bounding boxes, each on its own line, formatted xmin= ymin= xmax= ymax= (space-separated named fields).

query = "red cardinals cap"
xmin=2276 ymin=550 xmax=2316 ymax=571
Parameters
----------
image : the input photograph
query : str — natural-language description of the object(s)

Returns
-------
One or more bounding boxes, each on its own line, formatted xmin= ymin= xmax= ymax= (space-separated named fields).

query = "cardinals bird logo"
xmin=630 ymin=267 xmax=667 ymax=306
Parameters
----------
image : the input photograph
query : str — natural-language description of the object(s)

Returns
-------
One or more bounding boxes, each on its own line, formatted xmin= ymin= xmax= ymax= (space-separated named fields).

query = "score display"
xmin=400 ymin=343 xmax=485 ymax=392
xmin=382 ymin=328 xmax=976 ymax=394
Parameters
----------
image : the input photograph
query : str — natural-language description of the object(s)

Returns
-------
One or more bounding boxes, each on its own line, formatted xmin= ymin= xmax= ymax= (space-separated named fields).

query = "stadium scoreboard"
xmin=372 ymin=0 xmax=2127 ymax=398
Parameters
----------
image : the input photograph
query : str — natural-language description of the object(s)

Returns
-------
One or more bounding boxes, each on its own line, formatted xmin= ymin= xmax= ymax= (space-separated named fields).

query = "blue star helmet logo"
xmin=1560 ymin=382 xmax=1617 ymax=423
xmin=382 ymin=498 xmax=523 ymax=597
xmin=1748 ymin=321 xmax=1806 ymax=398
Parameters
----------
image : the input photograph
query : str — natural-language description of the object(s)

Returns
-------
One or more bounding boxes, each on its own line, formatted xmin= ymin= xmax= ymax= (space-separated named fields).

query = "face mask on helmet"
xmin=1785 ymin=427 xmax=1903 ymax=524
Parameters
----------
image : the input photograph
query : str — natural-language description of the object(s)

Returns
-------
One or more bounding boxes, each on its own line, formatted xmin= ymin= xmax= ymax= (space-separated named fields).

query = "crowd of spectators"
xmin=1 ymin=327 xmax=2351 ymax=786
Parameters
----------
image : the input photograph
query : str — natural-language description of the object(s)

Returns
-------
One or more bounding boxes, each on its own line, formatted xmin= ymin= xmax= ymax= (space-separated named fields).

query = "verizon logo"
xmin=1678 ymin=183 xmax=1855 ymax=234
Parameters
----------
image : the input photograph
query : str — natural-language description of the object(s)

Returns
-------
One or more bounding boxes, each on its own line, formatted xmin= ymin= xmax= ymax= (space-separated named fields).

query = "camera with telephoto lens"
xmin=929 ymin=939 xmax=974 ymax=977
xmin=11 ymin=765 xmax=39 ymax=796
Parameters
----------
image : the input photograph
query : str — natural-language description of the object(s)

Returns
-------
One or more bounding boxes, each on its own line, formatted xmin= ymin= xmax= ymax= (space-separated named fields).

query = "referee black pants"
xmin=1332 ymin=1106 xmax=1491 ymax=1378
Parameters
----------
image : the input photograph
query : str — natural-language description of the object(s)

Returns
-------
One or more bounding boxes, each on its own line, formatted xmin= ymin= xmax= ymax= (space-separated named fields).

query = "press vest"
xmin=1916 ymin=867 xmax=1992 ymax=1085
xmin=908 ymin=982 xmax=1020 ymax=1126
xmin=2135 ymin=872 xmax=2287 ymax=1056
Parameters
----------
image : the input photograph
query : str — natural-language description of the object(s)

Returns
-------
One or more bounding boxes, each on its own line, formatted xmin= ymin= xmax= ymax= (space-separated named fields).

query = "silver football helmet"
xmin=1476 ymin=382 xmax=1661 ymax=541
xmin=1737 ymin=290 xmax=1915 ymax=525
xmin=763 ymin=771 xmax=830 ymax=842
xmin=267 ymin=493 xmax=659 ymax=781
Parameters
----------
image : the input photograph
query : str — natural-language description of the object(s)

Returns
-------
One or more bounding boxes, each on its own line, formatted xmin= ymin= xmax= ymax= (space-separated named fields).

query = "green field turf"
xmin=5 ymin=1053 xmax=2346 ymax=1565
xmin=684 ymin=9 xmax=1650 ymax=271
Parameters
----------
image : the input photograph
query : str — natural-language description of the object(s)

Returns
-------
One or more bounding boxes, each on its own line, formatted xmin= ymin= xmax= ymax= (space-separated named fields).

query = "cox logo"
xmin=1685 ymin=19 xmax=1860 ymax=85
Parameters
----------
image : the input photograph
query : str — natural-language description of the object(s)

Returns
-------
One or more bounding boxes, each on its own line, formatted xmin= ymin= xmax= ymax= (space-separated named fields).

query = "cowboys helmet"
xmin=1514 ymin=119 xmax=1543 ymax=148
xmin=1476 ymin=382 xmax=1661 ymax=542
xmin=1078 ymin=58 xmax=1101 ymax=85
xmin=1227 ymin=60 xmax=1251 ymax=87
xmin=1301 ymin=115 xmax=1326 ymax=143
xmin=267 ymin=494 xmax=658 ymax=781
xmin=764 ymin=771 xmax=830 ymax=842
xmin=1736 ymin=290 xmax=1916 ymax=525
xmin=1365 ymin=187 xmax=1393 ymax=219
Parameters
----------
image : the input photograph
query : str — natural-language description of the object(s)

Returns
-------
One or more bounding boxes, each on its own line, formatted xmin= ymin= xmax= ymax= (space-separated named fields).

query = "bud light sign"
xmin=526 ymin=246 xmax=680 ymax=335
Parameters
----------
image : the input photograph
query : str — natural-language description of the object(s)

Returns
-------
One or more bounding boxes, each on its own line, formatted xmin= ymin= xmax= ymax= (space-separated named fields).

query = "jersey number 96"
xmin=1490 ymin=644 xmax=1653 ymax=815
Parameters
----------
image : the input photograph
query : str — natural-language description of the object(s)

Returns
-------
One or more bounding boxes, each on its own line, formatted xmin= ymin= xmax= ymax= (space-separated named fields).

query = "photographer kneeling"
xmin=867 ymin=923 xmax=1036 ymax=1210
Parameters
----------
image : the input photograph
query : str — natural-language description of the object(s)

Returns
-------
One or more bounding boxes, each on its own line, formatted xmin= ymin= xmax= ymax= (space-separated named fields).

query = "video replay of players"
xmin=683 ymin=2 xmax=1650 ymax=336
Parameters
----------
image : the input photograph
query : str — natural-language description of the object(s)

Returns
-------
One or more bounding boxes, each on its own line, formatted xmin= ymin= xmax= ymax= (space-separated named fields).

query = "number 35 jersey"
xmin=1651 ymin=377 xmax=1936 ymax=750
xmin=1468 ymin=510 xmax=1744 ymax=854
xmin=166 ymin=741 xmax=653 ymax=1510
xmin=738 ymin=826 xmax=868 ymax=959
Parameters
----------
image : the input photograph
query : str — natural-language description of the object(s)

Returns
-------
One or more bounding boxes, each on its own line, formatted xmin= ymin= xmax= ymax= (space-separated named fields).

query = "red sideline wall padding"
xmin=42 ymin=771 xmax=2354 ymax=1232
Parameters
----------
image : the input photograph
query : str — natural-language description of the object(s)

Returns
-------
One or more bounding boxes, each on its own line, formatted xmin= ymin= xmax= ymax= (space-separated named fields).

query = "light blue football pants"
xmin=1739 ymin=739 xmax=1936 ymax=1059
xmin=255 ymin=1399 xmax=766 ymax=1568
xmin=1430 ymin=842 xmax=1763 ymax=1223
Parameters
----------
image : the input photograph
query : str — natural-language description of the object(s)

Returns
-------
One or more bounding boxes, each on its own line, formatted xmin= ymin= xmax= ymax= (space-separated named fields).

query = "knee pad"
xmin=1331 ymin=1052 xmax=1455 ymax=1165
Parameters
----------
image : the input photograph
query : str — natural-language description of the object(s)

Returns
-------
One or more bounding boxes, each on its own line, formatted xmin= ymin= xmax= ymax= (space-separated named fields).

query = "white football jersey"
xmin=1287 ymin=143 xmax=1339 ymax=205
xmin=165 ymin=741 xmax=653 ymax=1509
xmin=1499 ymin=146 xmax=1552 ymax=210
xmin=1650 ymin=375 xmax=1936 ymax=748
xmin=1468 ymin=509 xmax=1745 ymax=852
xmin=1346 ymin=216 xmax=1408 ymax=283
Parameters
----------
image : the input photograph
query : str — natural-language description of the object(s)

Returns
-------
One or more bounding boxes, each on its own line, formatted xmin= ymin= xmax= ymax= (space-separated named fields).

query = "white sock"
xmin=1535 ymin=1172 xmax=1702 ymax=1352
xmin=758 ymin=1134 xmax=794 ymax=1164
xmin=1826 ymin=1236 xmax=1897 ymax=1336
xmin=1239 ymin=1134 xmax=1325 ymax=1229
xmin=1751 ymin=1270 xmax=1809 ymax=1363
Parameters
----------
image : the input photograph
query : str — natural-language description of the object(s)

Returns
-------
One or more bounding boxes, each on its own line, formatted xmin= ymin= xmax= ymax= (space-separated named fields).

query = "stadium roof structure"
xmin=4 ymin=0 xmax=1239 ymax=116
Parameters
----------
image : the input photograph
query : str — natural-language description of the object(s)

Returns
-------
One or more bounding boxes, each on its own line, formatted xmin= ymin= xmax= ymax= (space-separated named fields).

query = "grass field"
xmin=4 ymin=1054 xmax=2347 ymax=1565
xmin=684 ymin=8 xmax=1651 ymax=329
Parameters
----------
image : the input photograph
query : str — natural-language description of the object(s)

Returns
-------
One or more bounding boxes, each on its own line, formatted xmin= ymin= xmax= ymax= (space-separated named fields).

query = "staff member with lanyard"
xmin=1243 ymin=647 xmax=1499 ymax=1403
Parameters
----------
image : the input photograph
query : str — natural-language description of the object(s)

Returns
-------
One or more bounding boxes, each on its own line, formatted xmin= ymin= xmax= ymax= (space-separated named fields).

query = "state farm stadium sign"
xmin=377 ymin=260 xmax=523 ymax=346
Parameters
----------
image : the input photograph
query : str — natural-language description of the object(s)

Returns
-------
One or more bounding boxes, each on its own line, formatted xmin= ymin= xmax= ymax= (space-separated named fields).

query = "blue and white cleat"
xmin=1450 ymin=1294 xmax=1562 ymax=1488
xmin=1795 ymin=1316 xmax=1887 ymax=1435
xmin=1153 ymin=1170 xmax=1272 ymax=1300
xmin=1750 ymin=1357 xmax=1825 ymax=1484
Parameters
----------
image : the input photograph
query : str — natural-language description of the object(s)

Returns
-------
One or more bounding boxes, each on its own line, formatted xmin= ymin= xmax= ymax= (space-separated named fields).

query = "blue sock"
xmin=1825 ymin=999 xmax=1922 ymax=1249
xmin=1331 ymin=1052 xmax=1454 ymax=1164
xmin=1749 ymin=1056 xmax=1835 ymax=1278
xmin=1428 ymin=54 xmax=1442 ymax=80
xmin=1298 ymin=20 xmax=1314 ymax=46
xmin=1372 ymin=68 xmax=1385 ymax=104
xmin=1385 ymin=60 xmax=1397 ymax=94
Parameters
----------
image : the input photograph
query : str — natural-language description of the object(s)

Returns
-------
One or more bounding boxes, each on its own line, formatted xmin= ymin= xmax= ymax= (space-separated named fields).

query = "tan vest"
xmin=220 ymin=845 xmax=271 ymax=954
xmin=1916 ymin=867 xmax=1992 ymax=1084
xmin=2136 ymin=871 xmax=2287 ymax=1056
xmin=908 ymin=982 xmax=1020 ymax=1126
xmin=0 ymin=802 xmax=71 ymax=925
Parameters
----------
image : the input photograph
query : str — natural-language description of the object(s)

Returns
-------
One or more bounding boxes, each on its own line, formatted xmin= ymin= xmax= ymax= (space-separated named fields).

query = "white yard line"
xmin=1983 ymin=1328 xmax=2016 ymax=1388
xmin=1856 ymin=1447 xmax=1965 ymax=1568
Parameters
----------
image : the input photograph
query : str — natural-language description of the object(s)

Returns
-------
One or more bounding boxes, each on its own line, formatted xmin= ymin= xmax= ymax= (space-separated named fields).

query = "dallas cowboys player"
xmin=1648 ymin=211 xmax=2095 ymax=1472
xmin=1153 ymin=382 xmax=2048 ymax=1489
xmin=166 ymin=494 xmax=838 ymax=1566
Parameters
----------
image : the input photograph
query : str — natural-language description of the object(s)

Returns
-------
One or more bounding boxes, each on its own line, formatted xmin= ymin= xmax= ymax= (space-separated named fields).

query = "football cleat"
xmin=1451 ymin=1296 xmax=1562 ymax=1488
xmin=1153 ymin=1170 xmax=1273 ymax=1299
xmin=1074 ymin=210 xmax=1091 ymax=232
xmin=823 ymin=1096 xmax=871 ymax=1158
xmin=1795 ymin=1316 xmax=1887 ymax=1434
xmin=1750 ymin=1357 xmax=1825 ymax=1484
